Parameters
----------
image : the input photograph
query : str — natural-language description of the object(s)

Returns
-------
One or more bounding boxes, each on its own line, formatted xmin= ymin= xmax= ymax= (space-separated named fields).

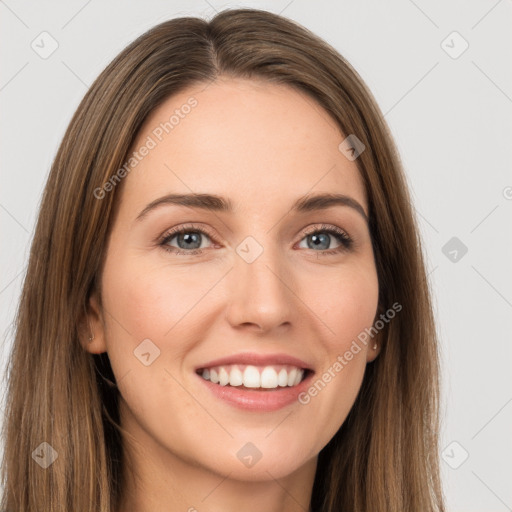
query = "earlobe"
xmin=79 ymin=291 xmax=108 ymax=354
xmin=367 ymin=304 xmax=385 ymax=363
xmin=366 ymin=335 xmax=382 ymax=363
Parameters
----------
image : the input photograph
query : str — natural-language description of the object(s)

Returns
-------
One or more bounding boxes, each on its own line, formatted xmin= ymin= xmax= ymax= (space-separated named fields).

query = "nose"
xmin=224 ymin=243 xmax=295 ymax=334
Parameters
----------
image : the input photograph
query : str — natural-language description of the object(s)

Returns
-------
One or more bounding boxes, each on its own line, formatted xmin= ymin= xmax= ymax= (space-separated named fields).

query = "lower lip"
xmin=196 ymin=371 xmax=314 ymax=411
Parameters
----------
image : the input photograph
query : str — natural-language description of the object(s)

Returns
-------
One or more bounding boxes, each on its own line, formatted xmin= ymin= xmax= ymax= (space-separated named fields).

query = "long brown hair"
xmin=1 ymin=8 xmax=445 ymax=511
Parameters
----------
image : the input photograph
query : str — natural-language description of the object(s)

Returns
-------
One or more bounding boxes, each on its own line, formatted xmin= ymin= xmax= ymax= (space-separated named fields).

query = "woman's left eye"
xmin=158 ymin=223 xmax=353 ymax=256
xmin=297 ymin=225 xmax=353 ymax=254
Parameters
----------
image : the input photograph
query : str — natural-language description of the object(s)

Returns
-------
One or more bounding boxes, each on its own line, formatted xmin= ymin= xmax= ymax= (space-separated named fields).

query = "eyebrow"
xmin=135 ymin=192 xmax=369 ymax=223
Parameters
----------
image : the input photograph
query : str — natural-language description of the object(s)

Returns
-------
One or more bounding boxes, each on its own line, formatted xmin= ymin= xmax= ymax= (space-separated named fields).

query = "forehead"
xmin=120 ymin=77 xmax=367 ymax=217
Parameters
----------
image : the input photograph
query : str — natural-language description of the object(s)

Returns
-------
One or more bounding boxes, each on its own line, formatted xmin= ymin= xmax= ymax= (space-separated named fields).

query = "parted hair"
xmin=1 ymin=8 xmax=444 ymax=511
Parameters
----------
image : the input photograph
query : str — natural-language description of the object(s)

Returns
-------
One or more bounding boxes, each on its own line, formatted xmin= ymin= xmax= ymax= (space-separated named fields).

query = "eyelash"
xmin=157 ymin=223 xmax=353 ymax=257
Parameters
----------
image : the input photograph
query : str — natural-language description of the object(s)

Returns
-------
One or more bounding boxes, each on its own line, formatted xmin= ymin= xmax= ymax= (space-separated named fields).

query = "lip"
xmin=196 ymin=369 xmax=315 ymax=412
xmin=195 ymin=352 xmax=314 ymax=372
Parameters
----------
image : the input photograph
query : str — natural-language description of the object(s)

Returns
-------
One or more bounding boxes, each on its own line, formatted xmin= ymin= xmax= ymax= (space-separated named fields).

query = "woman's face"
xmin=86 ymin=77 xmax=379 ymax=484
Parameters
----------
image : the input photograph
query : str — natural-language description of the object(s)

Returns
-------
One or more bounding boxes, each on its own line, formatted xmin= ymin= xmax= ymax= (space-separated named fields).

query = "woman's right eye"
xmin=159 ymin=226 xmax=215 ymax=255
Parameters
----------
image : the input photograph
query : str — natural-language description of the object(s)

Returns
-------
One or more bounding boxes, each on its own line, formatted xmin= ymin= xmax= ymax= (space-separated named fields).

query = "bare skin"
xmin=81 ymin=77 xmax=380 ymax=512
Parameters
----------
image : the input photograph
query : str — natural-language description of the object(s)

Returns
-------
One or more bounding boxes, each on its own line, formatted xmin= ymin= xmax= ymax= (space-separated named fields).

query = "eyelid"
xmin=157 ymin=222 xmax=354 ymax=254
xmin=157 ymin=222 xmax=217 ymax=244
xmin=301 ymin=223 xmax=349 ymax=237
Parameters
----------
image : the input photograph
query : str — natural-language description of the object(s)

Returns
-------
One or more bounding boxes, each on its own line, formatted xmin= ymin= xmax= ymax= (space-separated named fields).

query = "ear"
xmin=366 ymin=303 xmax=385 ymax=363
xmin=78 ymin=290 xmax=108 ymax=354
xmin=365 ymin=331 xmax=382 ymax=363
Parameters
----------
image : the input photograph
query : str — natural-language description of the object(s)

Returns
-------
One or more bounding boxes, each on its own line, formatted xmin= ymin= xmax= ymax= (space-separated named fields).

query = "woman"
xmin=0 ymin=8 xmax=445 ymax=512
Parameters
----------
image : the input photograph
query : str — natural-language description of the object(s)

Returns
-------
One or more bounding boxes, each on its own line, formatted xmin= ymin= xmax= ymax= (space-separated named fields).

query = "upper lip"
xmin=196 ymin=352 xmax=314 ymax=371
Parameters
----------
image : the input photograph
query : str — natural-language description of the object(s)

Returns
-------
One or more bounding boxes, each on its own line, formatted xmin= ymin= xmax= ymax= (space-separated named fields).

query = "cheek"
xmin=306 ymin=262 xmax=379 ymax=351
xmin=99 ymin=254 xmax=207 ymax=429
xmin=292 ymin=268 xmax=377 ymax=471
xmin=102 ymin=253 xmax=210 ymax=341
xmin=295 ymin=262 xmax=378 ymax=445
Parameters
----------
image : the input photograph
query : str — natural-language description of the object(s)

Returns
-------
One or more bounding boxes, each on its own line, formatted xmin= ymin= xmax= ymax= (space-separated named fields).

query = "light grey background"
xmin=1 ymin=1 xmax=511 ymax=510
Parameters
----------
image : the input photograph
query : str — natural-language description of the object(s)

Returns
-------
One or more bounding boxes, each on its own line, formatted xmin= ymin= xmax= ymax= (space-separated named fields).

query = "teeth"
xmin=199 ymin=364 xmax=306 ymax=389
xmin=229 ymin=366 xmax=243 ymax=386
xmin=243 ymin=366 xmax=261 ymax=388
xmin=277 ymin=368 xmax=288 ymax=387
xmin=287 ymin=368 xmax=297 ymax=386
xmin=218 ymin=367 xmax=230 ymax=386
xmin=260 ymin=367 xmax=278 ymax=388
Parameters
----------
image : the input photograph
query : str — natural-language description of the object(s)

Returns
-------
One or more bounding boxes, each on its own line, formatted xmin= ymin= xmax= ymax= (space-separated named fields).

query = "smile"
xmin=196 ymin=364 xmax=309 ymax=389
xmin=194 ymin=352 xmax=315 ymax=411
